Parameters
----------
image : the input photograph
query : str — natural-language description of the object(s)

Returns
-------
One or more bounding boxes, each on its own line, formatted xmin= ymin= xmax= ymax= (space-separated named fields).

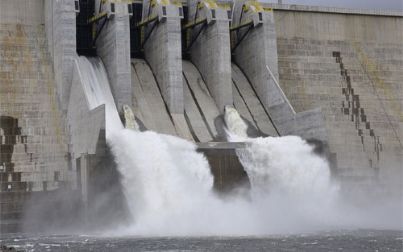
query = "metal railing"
xmin=266 ymin=65 xmax=296 ymax=115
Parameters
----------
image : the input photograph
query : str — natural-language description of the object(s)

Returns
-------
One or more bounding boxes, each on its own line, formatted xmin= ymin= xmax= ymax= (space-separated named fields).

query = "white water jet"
xmin=224 ymin=106 xmax=248 ymax=139
xmin=77 ymin=57 xmax=122 ymax=135
xmin=79 ymin=57 xmax=402 ymax=236
xmin=224 ymin=107 xmax=403 ymax=232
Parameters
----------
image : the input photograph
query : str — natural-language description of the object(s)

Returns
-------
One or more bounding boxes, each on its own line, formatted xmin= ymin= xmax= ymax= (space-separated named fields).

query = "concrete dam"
xmin=0 ymin=0 xmax=402 ymax=234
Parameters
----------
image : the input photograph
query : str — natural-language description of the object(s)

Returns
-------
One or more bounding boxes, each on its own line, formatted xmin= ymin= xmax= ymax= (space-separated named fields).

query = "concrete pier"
xmin=95 ymin=0 xmax=132 ymax=112
xmin=141 ymin=0 xmax=184 ymax=114
xmin=44 ymin=0 xmax=77 ymax=111
xmin=186 ymin=0 xmax=233 ymax=112
xmin=232 ymin=1 xmax=295 ymax=134
xmin=231 ymin=0 xmax=327 ymax=142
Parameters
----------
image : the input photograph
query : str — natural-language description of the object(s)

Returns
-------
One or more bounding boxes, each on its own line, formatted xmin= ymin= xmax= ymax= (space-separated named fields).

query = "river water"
xmin=1 ymin=230 xmax=402 ymax=251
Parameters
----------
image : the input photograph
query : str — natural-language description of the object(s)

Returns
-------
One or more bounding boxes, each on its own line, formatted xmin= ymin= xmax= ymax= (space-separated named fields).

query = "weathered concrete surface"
xmin=142 ymin=2 xmax=184 ymax=114
xmin=130 ymin=58 xmax=228 ymax=141
xmin=231 ymin=3 xmax=327 ymax=142
xmin=0 ymin=0 xmax=44 ymax=25
xmin=44 ymin=0 xmax=77 ymax=112
xmin=232 ymin=6 xmax=296 ymax=135
xmin=263 ymin=3 xmax=403 ymax=16
xmin=231 ymin=63 xmax=279 ymax=136
xmin=67 ymin=60 xmax=106 ymax=160
xmin=130 ymin=58 xmax=229 ymax=141
xmin=183 ymin=77 xmax=214 ymax=142
xmin=197 ymin=142 xmax=250 ymax=193
xmin=186 ymin=0 xmax=233 ymax=112
xmin=271 ymin=7 xmax=403 ymax=188
xmin=131 ymin=59 xmax=193 ymax=140
xmin=76 ymin=151 xmax=130 ymax=229
xmin=95 ymin=0 xmax=132 ymax=112
xmin=131 ymin=59 xmax=177 ymax=136
xmin=0 ymin=22 xmax=70 ymax=232
xmin=182 ymin=61 xmax=222 ymax=139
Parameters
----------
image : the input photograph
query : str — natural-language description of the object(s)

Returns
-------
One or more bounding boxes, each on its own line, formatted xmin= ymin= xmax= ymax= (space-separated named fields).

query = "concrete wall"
xmin=0 ymin=2 xmax=71 ymax=231
xmin=186 ymin=1 xmax=233 ymax=112
xmin=95 ymin=0 xmax=132 ymax=112
xmin=0 ymin=0 xmax=44 ymax=25
xmin=272 ymin=6 xmax=403 ymax=43
xmin=44 ymin=0 xmax=77 ymax=112
xmin=268 ymin=5 xmax=403 ymax=185
xmin=142 ymin=3 xmax=184 ymax=114
xmin=232 ymin=7 xmax=296 ymax=135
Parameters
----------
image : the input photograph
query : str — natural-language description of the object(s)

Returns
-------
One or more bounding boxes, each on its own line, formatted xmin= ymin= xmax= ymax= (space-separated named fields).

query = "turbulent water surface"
xmin=1 ymin=230 xmax=402 ymax=251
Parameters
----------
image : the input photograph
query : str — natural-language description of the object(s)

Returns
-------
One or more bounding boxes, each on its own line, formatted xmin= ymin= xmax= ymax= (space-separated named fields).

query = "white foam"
xmin=80 ymin=58 xmax=402 ymax=236
xmin=77 ymin=56 xmax=123 ymax=135
xmin=223 ymin=106 xmax=248 ymax=139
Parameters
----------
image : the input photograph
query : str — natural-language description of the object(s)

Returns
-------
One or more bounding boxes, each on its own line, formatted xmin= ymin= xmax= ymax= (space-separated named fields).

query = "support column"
xmin=95 ymin=0 xmax=132 ymax=112
xmin=185 ymin=0 xmax=233 ymax=112
xmin=231 ymin=1 xmax=327 ymax=141
xmin=141 ymin=0 xmax=184 ymax=114
xmin=232 ymin=0 xmax=294 ymax=134
xmin=78 ymin=154 xmax=90 ymax=213
xmin=45 ymin=0 xmax=77 ymax=112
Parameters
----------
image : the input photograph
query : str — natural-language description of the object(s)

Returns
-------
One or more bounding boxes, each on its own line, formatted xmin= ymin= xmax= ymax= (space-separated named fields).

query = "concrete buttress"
xmin=95 ymin=0 xmax=132 ymax=112
xmin=186 ymin=0 xmax=233 ymax=112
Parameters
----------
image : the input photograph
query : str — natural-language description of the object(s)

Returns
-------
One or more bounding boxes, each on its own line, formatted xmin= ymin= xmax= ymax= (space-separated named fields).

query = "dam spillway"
xmin=0 ymin=0 xmax=402 ymax=234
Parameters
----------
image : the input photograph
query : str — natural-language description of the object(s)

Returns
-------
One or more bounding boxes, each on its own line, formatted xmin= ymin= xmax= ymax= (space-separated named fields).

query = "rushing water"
xmin=73 ymin=57 xmax=402 ymax=236
xmin=1 ymin=56 xmax=401 ymax=250
xmin=76 ymin=57 xmax=366 ymax=237
xmin=5 ymin=57 xmax=394 ymax=244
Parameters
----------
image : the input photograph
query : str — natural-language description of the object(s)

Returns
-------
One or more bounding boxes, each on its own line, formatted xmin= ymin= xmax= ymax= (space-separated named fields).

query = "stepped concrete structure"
xmin=0 ymin=0 xmax=402 ymax=232
xmin=0 ymin=1 xmax=71 ymax=232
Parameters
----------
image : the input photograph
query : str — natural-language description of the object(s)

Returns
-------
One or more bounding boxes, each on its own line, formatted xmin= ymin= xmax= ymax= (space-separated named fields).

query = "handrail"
xmin=266 ymin=65 xmax=296 ymax=115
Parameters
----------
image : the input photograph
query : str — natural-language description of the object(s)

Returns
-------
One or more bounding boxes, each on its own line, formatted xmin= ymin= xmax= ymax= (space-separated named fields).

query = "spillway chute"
xmin=76 ymin=56 xmax=124 ymax=135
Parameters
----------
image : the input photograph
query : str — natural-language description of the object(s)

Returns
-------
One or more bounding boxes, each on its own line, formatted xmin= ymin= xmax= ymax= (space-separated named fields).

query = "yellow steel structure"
xmin=137 ymin=14 xmax=159 ymax=27
xmin=151 ymin=0 xmax=170 ymax=7
xmin=88 ymin=12 xmax=108 ymax=24
xmin=197 ymin=0 xmax=218 ymax=10
xmin=242 ymin=0 xmax=263 ymax=13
